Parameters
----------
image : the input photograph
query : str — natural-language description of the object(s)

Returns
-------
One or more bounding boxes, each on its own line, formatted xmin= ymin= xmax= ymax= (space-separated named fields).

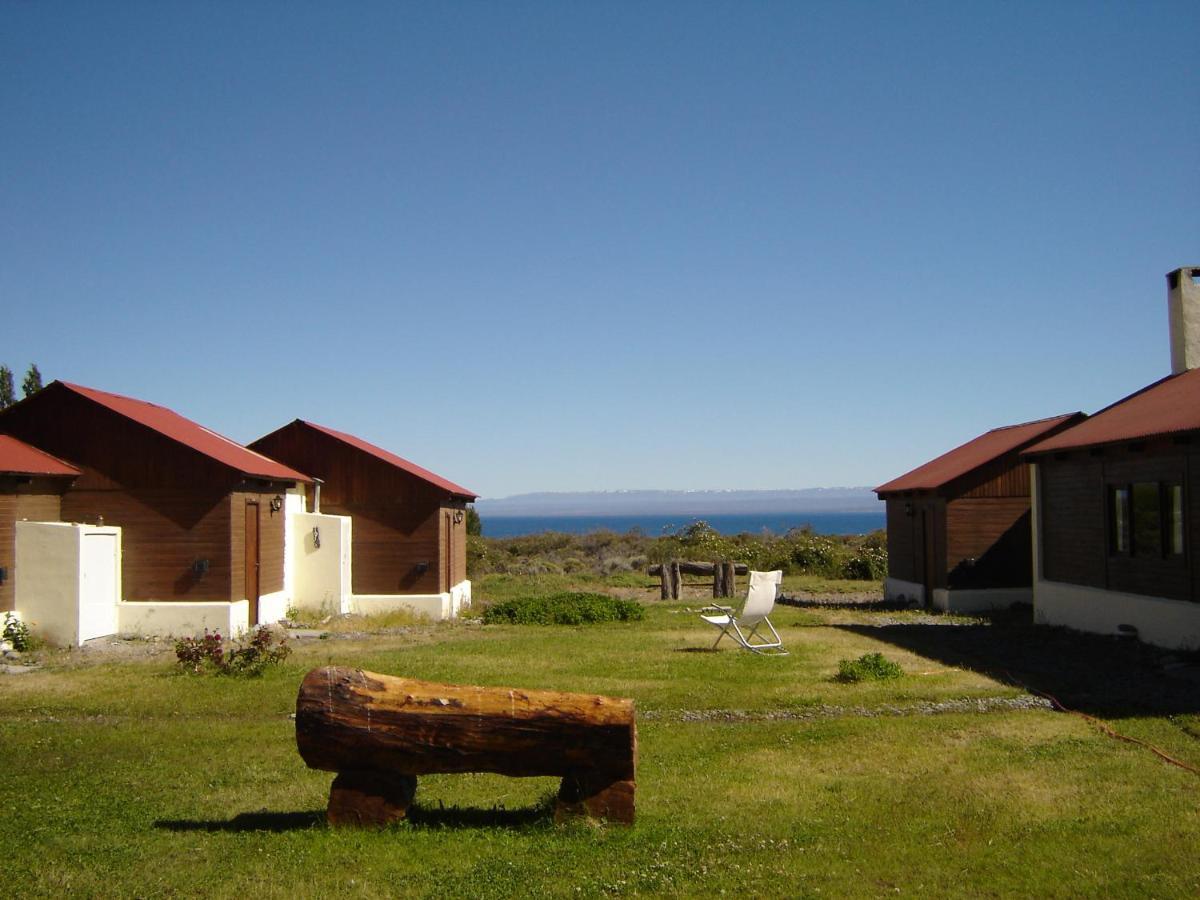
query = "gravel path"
xmin=642 ymin=695 xmax=1053 ymax=723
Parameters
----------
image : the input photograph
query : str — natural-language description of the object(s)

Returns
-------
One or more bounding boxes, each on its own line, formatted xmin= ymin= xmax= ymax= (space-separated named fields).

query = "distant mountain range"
xmin=475 ymin=488 xmax=881 ymax=517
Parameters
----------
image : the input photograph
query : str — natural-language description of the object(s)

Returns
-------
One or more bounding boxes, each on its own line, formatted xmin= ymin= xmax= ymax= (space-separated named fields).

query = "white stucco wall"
xmin=118 ymin=599 xmax=250 ymax=640
xmin=279 ymin=487 xmax=307 ymax=614
xmin=350 ymin=579 xmax=472 ymax=622
xmin=930 ymin=587 xmax=1031 ymax=614
xmin=1033 ymin=579 xmax=1200 ymax=650
xmin=16 ymin=521 xmax=122 ymax=646
xmin=884 ymin=577 xmax=924 ymax=605
xmin=291 ymin=511 xmax=352 ymax=616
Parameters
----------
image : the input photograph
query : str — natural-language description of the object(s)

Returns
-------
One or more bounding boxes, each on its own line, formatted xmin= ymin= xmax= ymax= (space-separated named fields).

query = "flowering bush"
xmin=2 ymin=612 xmax=33 ymax=652
xmin=175 ymin=626 xmax=291 ymax=676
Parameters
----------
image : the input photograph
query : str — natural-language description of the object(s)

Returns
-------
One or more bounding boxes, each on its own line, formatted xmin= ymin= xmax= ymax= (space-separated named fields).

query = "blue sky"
xmin=2 ymin=2 xmax=1196 ymax=498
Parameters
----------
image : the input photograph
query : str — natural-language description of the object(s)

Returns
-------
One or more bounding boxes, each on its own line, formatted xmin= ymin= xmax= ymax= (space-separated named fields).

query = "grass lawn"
xmin=3 ymin=576 xmax=1200 ymax=898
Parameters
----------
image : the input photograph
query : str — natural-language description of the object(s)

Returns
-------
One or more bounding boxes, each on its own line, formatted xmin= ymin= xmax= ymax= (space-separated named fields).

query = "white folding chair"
xmin=699 ymin=570 xmax=787 ymax=656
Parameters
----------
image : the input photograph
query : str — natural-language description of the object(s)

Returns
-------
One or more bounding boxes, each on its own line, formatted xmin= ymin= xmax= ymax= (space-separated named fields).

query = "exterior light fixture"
xmin=312 ymin=527 xmax=321 ymax=549
xmin=192 ymin=559 xmax=210 ymax=577
xmin=270 ymin=495 xmax=284 ymax=513
xmin=453 ymin=510 xmax=464 ymax=524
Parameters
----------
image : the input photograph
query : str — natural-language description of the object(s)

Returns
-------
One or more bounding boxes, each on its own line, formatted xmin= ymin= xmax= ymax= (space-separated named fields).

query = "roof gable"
xmin=48 ymin=382 xmax=310 ymax=482
xmin=876 ymin=413 xmax=1084 ymax=495
xmin=271 ymin=420 xmax=476 ymax=500
xmin=1024 ymin=367 xmax=1200 ymax=455
xmin=0 ymin=434 xmax=80 ymax=477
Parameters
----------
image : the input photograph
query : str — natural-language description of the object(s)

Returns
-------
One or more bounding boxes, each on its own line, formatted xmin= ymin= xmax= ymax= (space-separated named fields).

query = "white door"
xmin=79 ymin=532 xmax=119 ymax=643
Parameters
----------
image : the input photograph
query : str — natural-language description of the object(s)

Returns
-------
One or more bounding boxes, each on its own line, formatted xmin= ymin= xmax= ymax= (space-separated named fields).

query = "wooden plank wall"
xmin=945 ymin=497 xmax=1031 ymax=589
xmin=885 ymin=499 xmax=916 ymax=582
xmin=0 ymin=484 xmax=64 ymax=611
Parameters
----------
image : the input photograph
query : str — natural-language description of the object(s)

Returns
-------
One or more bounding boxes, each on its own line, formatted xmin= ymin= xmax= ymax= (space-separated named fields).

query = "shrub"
xmin=175 ymin=626 xmax=291 ymax=676
xmin=2 ymin=612 xmax=33 ymax=652
xmin=835 ymin=652 xmax=903 ymax=683
xmin=482 ymin=593 xmax=645 ymax=626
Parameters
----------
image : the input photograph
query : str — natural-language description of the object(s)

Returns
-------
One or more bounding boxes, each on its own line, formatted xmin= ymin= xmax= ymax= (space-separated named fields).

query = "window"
xmin=1109 ymin=486 xmax=1130 ymax=554
xmin=1108 ymin=481 xmax=1185 ymax=559
xmin=1132 ymin=482 xmax=1162 ymax=558
xmin=1168 ymin=483 xmax=1185 ymax=556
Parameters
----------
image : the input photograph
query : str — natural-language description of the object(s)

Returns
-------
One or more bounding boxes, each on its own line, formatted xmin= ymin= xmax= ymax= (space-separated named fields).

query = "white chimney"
xmin=1168 ymin=267 xmax=1200 ymax=374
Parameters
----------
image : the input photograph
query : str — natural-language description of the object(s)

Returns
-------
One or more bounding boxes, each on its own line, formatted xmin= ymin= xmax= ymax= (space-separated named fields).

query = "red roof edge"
xmin=0 ymin=434 xmax=81 ymax=477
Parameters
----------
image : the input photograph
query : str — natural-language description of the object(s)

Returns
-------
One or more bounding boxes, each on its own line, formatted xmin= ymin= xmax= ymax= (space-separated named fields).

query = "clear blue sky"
xmin=2 ymin=2 xmax=1196 ymax=498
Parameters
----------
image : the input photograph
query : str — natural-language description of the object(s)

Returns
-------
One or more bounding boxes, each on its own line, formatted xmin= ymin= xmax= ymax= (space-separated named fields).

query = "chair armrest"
xmin=699 ymin=604 xmax=734 ymax=615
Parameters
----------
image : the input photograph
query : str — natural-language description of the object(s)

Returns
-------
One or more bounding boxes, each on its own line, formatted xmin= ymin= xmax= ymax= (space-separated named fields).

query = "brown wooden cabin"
xmin=0 ymin=381 xmax=310 ymax=623
xmin=0 ymin=435 xmax=80 ymax=612
xmin=875 ymin=413 xmax=1084 ymax=611
xmin=1024 ymin=367 xmax=1200 ymax=610
xmin=249 ymin=420 xmax=477 ymax=596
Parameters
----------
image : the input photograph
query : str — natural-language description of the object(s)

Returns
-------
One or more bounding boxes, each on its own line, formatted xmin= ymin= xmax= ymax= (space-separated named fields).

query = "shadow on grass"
xmin=836 ymin=607 xmax=1200 ymax=718
xmin=155 ymin=797 xmax=556 ymax=833
xmin=155 ymin=811 xmax=326 ymax=833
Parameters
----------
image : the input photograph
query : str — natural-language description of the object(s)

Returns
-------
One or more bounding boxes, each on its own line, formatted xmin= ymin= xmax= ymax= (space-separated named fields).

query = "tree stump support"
xmin=296 ymin=667 xmax=637 ymax=827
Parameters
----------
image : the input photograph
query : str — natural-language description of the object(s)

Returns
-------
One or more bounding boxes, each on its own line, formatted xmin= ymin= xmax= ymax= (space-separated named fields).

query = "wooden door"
xmin=921 ymin=508 xmax=936 ymax=599
xmin=245 ymin=501 xmax=261 ymax=626
xmin=444 ymin=513 xmax=453 ymax=592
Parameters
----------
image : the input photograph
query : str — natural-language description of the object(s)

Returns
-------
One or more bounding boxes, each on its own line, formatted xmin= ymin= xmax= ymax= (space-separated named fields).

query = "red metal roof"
xmin=875 ymin=413 xmax=1084 ymax=494
xmin=55 ymin=382 xmax=311 ymax=482
xmin=1025 ymin=367 xmax=1200 ymax=455
xmin=296 ymin=420 xmax=477 ymax=500
xmin=0 ymin=434 xmax=80 ymax=477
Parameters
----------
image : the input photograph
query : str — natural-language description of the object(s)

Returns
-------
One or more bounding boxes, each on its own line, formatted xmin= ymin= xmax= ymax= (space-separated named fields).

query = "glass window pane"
xmin=1168 ymin=484 xmax=1184 ymax=556
xmin=1110 ymin=487 xmax=1130 ymax=554
xmin=1132 ymin=482 xmax=1161 ymax=558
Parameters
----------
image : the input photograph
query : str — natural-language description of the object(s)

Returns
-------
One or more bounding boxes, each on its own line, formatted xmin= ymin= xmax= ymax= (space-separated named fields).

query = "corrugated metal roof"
xmin=1025 ymin=367 xmax=1200 ymax=455
xmin=55 ymin=382 xmax=311 ymax=482
xmin=875 ymin=413 xmax=1083 ymax=495
xmin=0 ymin=434 xmax=80 ymax=477
xmin=297 ymin=420 xmax=477 ymax=500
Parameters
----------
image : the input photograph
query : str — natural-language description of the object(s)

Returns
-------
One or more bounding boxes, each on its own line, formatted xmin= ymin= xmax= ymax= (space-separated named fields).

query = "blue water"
xmin=481 ymin=512 xmax=885 ymax=538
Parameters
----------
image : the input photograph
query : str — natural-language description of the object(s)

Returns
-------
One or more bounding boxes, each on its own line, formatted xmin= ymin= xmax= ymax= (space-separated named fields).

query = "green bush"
xmin=175 ymin=626 xmax=291 ymax=676
xmin=835 ymin=652 xmax=903 ymax=683
xmin=482 ymin=592 xmax=645 ymax=626
xmin=2 ymin=612 xmax=33 ymax=652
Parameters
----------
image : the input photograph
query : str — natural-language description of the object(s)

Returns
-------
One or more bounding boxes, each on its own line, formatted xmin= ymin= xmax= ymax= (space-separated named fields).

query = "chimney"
xmin=1168 ymin=267 xmax=1200 ymax=374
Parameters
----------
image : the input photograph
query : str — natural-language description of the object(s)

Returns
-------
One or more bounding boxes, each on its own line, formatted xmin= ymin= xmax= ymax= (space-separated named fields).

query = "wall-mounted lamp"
xmin=312 ymin=526 xmax=321 ymax=549
xmin=453 ymin=510 xmax=464 ymax=524
xmin=415 ymin=561 xmax=429 ymax=575
xmin=904 ymin=502 xmax=914 ymax=517
xmin=270 ymin=494 xmax=284 ymax=513
xmin=0 ymin=566 xmax=7 ymax=586
xmin=192 ymin=559 xmax=210 ymax=577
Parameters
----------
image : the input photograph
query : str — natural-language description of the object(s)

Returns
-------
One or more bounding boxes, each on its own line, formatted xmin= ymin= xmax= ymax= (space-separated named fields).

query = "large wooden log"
xmin=296 ymin=667 xmax=637 ymax=825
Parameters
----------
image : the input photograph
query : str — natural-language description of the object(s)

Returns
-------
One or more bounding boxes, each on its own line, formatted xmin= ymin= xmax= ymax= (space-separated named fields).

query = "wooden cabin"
xmin=0 ymin=435 xmax=80 ymax=612
xmin=1024 ymin=367 xmax=1200 ymax=648
xmin=0 ymin=381 xmax=309 ymax=626
xmin=1019 ymin=266 xmax=1200 ymax=649
xmin=875 ymin=413 xmax=1084 ymax=612
xmin=249 ymin=420 xmax=477 ymax=599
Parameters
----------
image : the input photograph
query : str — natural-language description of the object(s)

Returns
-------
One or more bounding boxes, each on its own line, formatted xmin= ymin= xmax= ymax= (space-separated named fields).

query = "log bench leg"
xmin=555 ymin=770 xmax=635 ymax=825
xmin=327 ymin=770 xmax=417 ymax=827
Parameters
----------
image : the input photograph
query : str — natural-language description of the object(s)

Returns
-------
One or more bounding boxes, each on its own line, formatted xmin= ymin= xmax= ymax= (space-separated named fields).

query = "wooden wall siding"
xmin=885 ymin=500 xmax=916 ymax=583
xmin=1039 ymin=458 xmax=1107 ymax=588
xmin=0 ymin=486 xmax=64 ymax=611
xmin=252 ymin=424 xmax=466 ymax=595
xmin=955 ymin=458 xmax=1031 ymax=499
xmin=1 ymin=387 xmax=236 ymax=493
xmin=61 ymin=483 xmax=234 ymax=601
xmin=945 ymin=498 xmax=1032 ymax=589
xmin=229 ymin=492 xmax=287 ymax=606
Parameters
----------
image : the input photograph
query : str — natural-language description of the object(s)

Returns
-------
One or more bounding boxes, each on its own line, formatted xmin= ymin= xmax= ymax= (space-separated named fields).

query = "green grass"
xmin=3 ymin=585 xmax=1200 ymax=897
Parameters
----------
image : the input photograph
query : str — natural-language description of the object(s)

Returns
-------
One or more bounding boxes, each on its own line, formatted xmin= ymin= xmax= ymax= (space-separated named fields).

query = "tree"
xmin=21 ymin=363 xmax=42 ymax=398
xmin=466 ymin=506 xmax=482 ymax=536
xmin=0 ymin=366 xmax=13 ymax=409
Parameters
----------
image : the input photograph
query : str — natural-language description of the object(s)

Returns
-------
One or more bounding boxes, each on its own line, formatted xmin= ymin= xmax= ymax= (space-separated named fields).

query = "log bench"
xmin=295 ymin=666 xmax=637 ymax=826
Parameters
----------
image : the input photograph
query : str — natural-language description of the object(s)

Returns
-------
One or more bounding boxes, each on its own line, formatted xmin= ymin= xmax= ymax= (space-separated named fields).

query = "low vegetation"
xmin=175 ymin=626 xmax=291 ymax=676
xmin=481 ymin=592 xmax=644 ymax=626
xmin=468 ymin=520 xmax=887 ymax=582
xmin=835 ymin=651 xmax=904 ymax=683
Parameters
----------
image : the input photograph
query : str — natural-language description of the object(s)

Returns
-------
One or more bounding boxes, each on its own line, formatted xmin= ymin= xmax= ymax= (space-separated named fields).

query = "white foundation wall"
xmin=16 ymin=522 xmax=122 ymax=646
xmin=1033 ymin=579 xmax=1200 ymax=650
xmin=118 ymin=600 xmax=250 ymax=639
xmin=349 ymin=579 xmax=472 ymax=622
xmin=279 ymin=487 xmax=307 ymax=613
xmin=931 ymin=587 xmax=1031 ymax=614
xmin=450 ymin=579 xmax=472 ymax=614
xmin=884 ymin=577 xmax=925 ymax=605
xmin=291 ymin=512 xmax=352 ymax=616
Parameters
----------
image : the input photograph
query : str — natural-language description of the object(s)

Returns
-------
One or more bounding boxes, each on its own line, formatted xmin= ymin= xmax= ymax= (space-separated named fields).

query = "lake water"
xmin=481 ymin=511 xmax=885 ymax=538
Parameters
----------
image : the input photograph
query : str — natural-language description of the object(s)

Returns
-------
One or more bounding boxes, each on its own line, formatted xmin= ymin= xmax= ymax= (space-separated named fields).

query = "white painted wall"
xmin=280 ymin=486 xmax=307 ymax=613
xmin=291 ymin=511 xmax=352 ymax=616
xmin=16 ymin=522 xmax=121 ymax=646
xmin=349 ymin=579 xmax=473 ymax=622
xmin=118 ymin=599 xmax=250 ymax=640
xmin=884 ymin=577 xmax=924 ymax=605
xmin=1033 ymin=579 xmax=1200 ymax=650
xmin=930 ymin=587 xmax=1031 ymax=614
